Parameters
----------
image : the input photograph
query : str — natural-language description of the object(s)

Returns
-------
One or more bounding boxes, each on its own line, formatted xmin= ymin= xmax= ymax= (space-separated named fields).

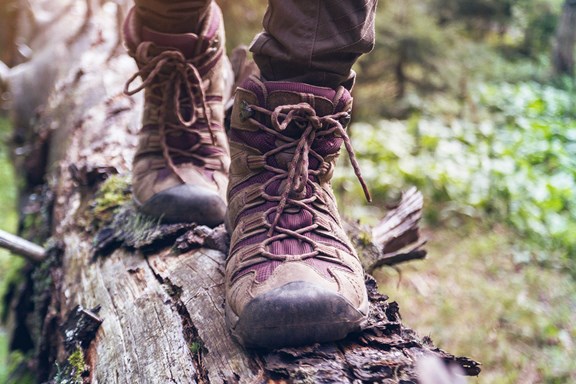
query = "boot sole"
xmin=226 ymin=281 xmax=368 ymax=349
xmin=136 ymin=184 xmax=226 ymax=226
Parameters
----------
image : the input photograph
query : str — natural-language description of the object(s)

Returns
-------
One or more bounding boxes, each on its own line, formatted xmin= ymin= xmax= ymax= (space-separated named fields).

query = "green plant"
xmin=0 ymin=117 xmax=21 ymax=384
xmin=336 ymin=81 xmax=576 ymax=264
xmin=90 ymin=174 xmax=132 ymax=230
xmin=51 ymin=346 xmax=87 ymax=384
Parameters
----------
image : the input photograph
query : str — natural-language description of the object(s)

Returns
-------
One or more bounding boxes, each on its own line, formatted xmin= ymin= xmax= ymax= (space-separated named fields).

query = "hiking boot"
xmin=225 ymin=76 xmax=371 ymax=348
xmin=123 ymin=3 xmax=231 ymax=226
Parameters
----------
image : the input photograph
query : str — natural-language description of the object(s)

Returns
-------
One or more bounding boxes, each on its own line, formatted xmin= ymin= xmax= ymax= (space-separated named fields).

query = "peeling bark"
xmin=4 ymin=0 xmax=481 ymax=383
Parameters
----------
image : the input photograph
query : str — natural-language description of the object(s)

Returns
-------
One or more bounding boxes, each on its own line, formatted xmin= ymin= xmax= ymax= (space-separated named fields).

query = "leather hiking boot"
xmin=225 ymin=76 xmax=372 ymax=348
xmin=123 ymin=3 xmax=231 ymax=226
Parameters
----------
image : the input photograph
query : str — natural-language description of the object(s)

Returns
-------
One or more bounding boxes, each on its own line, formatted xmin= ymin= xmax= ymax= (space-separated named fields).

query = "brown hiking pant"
xmin=134 ymin=0 xmax=377 ymax=88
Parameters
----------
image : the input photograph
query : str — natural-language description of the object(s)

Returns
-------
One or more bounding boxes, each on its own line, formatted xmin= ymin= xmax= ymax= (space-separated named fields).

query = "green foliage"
xmin=189 ymin=341 xmax=203 ymax=355
xmin=90 ymin=174 xmax=132 ymax=230
xmin=67 ymin=347 xmax=86 ymax=383
xmin=355 ymin=0 xmax=462 ymax=117
xmin=354 ymin=0 xmax=566 ymax=121
xmin=478 ymin=81 xmax=576 ymax=258
xmin=0 ymin=350 xmax=35 ymax=384
xmin=433 ymin=0 xmax=514 ymax=21
xmin=0 ymin=117 xmax=19 ymax=298
xmin=515 ymin=0 xmax=561 ymax=58
xmin=0 ymin=117 xmax=23 ymax=384
xmin=53 ymin=346 xmax=86 ymax=384
xmin=338 ymin=81 xmax=576 ymax=264
xmin=0 ymin=330 xmax=6 ymax=384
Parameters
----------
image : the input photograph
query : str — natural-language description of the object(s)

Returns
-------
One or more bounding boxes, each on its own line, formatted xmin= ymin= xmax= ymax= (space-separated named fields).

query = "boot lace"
xmin=244 ymin=102 xmax=371 ymax=259
xmin=124 ymin=42 xmax=222 ymax=179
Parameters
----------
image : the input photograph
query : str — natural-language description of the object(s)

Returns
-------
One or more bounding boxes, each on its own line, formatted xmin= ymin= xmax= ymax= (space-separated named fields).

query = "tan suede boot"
xmin=225 ymin=76 xmax=371 ymax=348
xmin=124 ymin=3 xmax=231 ymax=226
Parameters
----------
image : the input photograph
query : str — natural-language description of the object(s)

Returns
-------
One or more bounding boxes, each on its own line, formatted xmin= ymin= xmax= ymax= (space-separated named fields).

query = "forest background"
xmin=0 ymin=0 xmax=575 ymax=382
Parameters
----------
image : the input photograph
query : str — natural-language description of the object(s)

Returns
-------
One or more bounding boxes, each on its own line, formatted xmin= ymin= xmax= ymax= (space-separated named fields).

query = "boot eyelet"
xmin=339 ymin=114 xmax=351 ymax=128
xmin=240 ymin=100 xmax=254 ymax=121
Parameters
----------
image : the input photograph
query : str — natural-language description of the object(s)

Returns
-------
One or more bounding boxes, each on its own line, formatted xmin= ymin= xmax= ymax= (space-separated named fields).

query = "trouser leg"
xmin=133 ymin=0 xmax=213 ymax=33
xmin=250 ymin=0 xmax=378 ymax=88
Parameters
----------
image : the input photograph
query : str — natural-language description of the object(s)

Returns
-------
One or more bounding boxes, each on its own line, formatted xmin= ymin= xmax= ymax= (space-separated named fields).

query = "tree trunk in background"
xmin=3 ymin=0 xmax=480 ymax=383
xmin=553 ymin=0 xmax=576 ymax=76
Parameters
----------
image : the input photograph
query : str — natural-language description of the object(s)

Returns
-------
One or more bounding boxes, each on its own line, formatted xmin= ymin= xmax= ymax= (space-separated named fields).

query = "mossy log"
xmin=3 ymin=0 xmax=480 ymax=383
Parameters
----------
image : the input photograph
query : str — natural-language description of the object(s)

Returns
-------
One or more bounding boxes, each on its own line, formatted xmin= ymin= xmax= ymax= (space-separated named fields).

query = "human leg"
xmin=124 ymin=0 xmax=232 ymax=225
xmin=225 ymin=0 xmax=378 ymax=348
xmin=133 ymin=0 xmax=211 ymax=34
xmin=250 ymin=0 xmax=377 ymax=88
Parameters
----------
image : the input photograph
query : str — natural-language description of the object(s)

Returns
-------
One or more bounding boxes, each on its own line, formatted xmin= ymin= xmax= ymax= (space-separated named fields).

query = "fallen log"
xmin=3 ymin=0 xmax=480 ymax=382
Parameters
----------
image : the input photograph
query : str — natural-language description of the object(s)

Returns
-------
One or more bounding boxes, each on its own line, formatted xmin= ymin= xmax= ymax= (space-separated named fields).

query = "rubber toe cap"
xmin=229 ymin=281 xmax=368 ymax=348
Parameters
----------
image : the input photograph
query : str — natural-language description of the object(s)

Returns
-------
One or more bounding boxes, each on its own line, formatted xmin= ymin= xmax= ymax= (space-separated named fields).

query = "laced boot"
xmin=123 ymin=3 xmax=231 ymax=225
xmin=225 ymin=76 xmax=371 ymax=348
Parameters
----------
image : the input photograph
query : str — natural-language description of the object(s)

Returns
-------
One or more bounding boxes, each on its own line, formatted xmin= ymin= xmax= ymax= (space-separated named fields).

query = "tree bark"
xmin=4 ymin=0 xmax=480 ymax=383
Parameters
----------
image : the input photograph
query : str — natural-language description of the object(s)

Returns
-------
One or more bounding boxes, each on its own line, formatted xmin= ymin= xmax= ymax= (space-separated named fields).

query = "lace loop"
xmin=124 ymin=42 xmax=221 ymax=181
xmin=244 ymin=102 xmax=372 ymax=239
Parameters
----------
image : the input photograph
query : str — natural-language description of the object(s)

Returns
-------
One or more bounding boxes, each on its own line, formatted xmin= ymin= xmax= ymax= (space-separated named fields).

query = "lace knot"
xmin=124 ymin=43 xmax=216 ymax=143
xmin=240 ymin=96 xmax=372 ymax=244
xmin=123 ymin=42 xmax=220 ymax=183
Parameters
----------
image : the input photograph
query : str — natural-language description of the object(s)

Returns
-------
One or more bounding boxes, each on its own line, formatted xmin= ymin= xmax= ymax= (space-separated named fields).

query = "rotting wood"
xmin=3 ymin=0 xmax=481 ymax=383
xmin=346 ymin=187 xmax=427 ymax=274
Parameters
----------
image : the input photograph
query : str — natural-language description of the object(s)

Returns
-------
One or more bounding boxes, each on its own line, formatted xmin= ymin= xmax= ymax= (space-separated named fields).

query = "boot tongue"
xmin=137 ymin=3 xmax=221 ymax=59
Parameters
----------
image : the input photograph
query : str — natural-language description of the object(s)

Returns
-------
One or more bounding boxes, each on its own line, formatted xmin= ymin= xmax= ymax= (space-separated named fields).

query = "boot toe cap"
xmin=227 ymin=281 xmax=368 ymax=349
